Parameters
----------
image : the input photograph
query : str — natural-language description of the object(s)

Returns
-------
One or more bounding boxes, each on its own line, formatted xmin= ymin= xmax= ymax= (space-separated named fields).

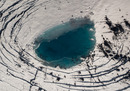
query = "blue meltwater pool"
xmin=34 ymin=18 xmax=96 ymax=68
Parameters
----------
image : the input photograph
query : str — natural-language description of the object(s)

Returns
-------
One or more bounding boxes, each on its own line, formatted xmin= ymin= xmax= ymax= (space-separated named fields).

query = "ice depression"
xmin=34 ymin=17 xmax=96 ymax=68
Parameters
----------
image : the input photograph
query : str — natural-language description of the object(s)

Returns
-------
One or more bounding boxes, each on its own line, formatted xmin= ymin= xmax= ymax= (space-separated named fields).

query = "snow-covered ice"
xmin=0 ymin=0 xmax=130 ymax=91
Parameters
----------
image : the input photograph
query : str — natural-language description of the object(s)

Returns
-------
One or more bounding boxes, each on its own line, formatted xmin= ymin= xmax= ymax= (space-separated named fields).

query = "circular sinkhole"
xmin=34 ymin=17 xmax=96 ymax=68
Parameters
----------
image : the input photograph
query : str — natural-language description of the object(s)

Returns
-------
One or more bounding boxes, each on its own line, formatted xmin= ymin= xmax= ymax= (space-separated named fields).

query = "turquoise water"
xmin=34 ymin=18 xmax=96 ymax=68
